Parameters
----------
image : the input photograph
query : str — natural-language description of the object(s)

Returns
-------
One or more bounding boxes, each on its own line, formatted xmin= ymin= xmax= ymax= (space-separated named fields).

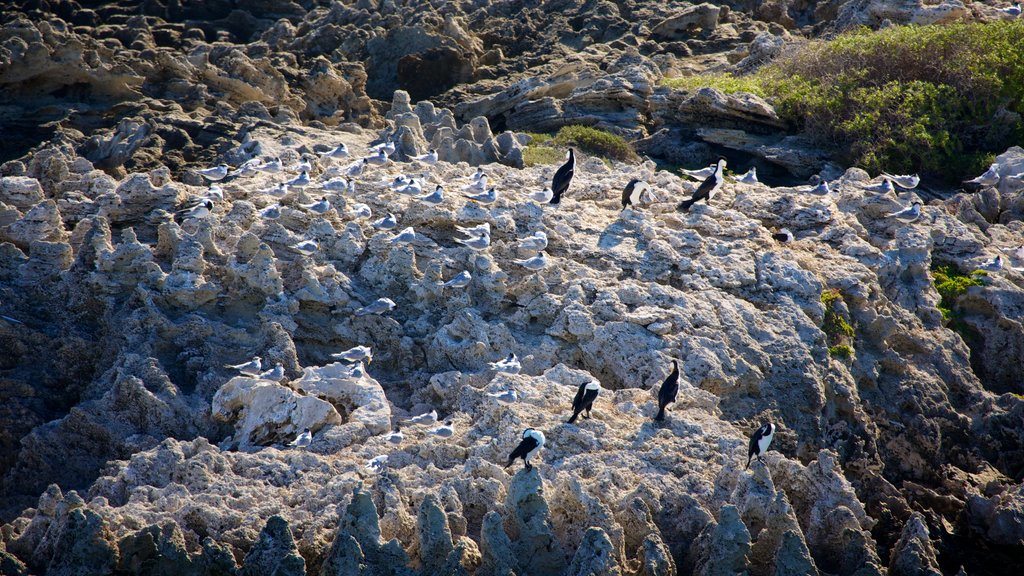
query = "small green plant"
xmin=932 ymin=265 xmax=986 ymax=321
xmin=662 ymin=73 xmax=766 ymax=96
xmin=523 ymin=145 xmax=564 ymax=167
xmin=551 ymin=125 xmax=640 ymax=163
xmin=821 ymin=289 xmax=855 ymax=359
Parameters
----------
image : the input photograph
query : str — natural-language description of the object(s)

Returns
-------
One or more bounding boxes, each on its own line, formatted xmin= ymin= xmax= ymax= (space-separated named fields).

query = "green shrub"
xmin=551 ymin=125 xmax=640 ymax=163
xmin=932 ymin=265 xmax=986 ymax=321
xmin=662 ymin=21 xmax=1024 ymax=181
xmin=523 ymin=145 xmax=564 ymax=167
xmin=821 ymin=289 xmax=855 ymax=359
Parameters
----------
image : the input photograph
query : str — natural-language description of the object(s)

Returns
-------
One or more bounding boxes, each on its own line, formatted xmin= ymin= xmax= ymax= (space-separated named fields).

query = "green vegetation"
xmin=522 ymin=125 xmax=640 ymax=167
xmin=932 ymin=265 xmax=986 ymax=321
xmin=662 ymin=21 xmax=1024 ymax=180
xmin=821 ymin=289 xmax=855 ymax=359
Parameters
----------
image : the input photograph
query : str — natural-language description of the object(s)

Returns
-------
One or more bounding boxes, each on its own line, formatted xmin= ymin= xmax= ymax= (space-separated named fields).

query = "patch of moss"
xmin=522 ymin=146 xmax=563 ymax=167
xmin=932 ymin=265 xmax=986 ymax=321
xmin=821 ymin=289 xmax=855 ymax=359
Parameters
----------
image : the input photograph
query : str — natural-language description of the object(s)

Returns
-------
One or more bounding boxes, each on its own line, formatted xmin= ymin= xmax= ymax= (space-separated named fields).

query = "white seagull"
xmin=404 ymin=409 xmax=438 ymax=426
xmin=390 ymin=227 xmax=417 ymax=245
xmin=464 ymin=187 xmax=498 ymax=204
xmin=965 ymin=164 xmax=1000 ymax=187
xmin=430 ymin=421 xmax=455 ymax=438
xmin=979 ymin=255 xmax=1003 ymax=271
xmin=414 ymin=149 xmax=438 ymax=164
xmin=810 ymin=181 xmax=831 ymax=195
xmin=259 ymin=157 xmax=283 ymax=173
xmin=514 ymin=252 xmax=548 ymax=270
xmin=287 ymin=171 xmax=311 ymax=188
xmin=417 ymin=185 xmax=445 ymax=205
xmin=464 ymin=176 xmax=488 ymax=193
xmin=887 ymin=201 xmax=921 ymax=223
xmin=680 ymin=164 xmax=716 ymax=180
xmin=298 ymin=196 xmax=331 ymax=214
xmin=226 ymin=356 xmax=262 ymax=376
xmin=197 ymin=164 xmax=229 ymax=181
xmin=320 ymin=144 xmax=349 ymax=159
xmin=454 ymin=233 xmax=491 ymax=251
xmin=489 ymin=352 xmax=521 ymax=374
xmin=288 ymin=428 xmax=312 ymax=449
xmin=443 ymin=271 xmax=472 ymax=288
xmin=517 ymin=231 xmax=548 ymax=251
xmin=487 ymin=389 xmax=519 ymax=404
xmin=456 ymin=223 xmax=490 ymax=238
xmin=881 ymin=172 xmax=920 ymax=189
xmin=258 ymin=363 xmax=286 ymax=381
xmin=736 ymin=167 xmax=759 ymax=184
xmin=292 ymin=239 xmax=319 ymax=256
xmin=383 ymin=429 xmax=404 ymax=444
xmin=332 ymin=345 xmax=373 ymax=364
xmin=261 ymin=183 xmax=288 ymax=198
xmin=355 ymin=298 xmax=396 ymax=316
xmin=349 ymin=203 xmax=372 ymax=219
xmin=527 ymin=187 xmax=554 ymax=203
xmin=862 ymin=179 xmax=895 ymax=195
xmin=322 ymin=177 xmax=349 ymax=191
xmin=365 ymin=455 xmax=388 ymax=472
xmin=366 ymin=150 xmax=389 ymax=166
xmin=371 ymin=213 xmax=398 ymax=230
xmin=346 ymin=159 xmax=368 ymax=177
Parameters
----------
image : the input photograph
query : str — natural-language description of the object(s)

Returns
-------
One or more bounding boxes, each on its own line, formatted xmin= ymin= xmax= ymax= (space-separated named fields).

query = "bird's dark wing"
xmin=660 ymin=369 xmax=679 ymax=403
xmin=691 ymin=172 xmax=717 ymax=202
xmin=551 ymin=159 xmax=575 ymax=199
xmin=622 ymin=180 xmax=637 ymax=208
xmin=572 ymin=382 xmax=587 ymax=411
xmin=748 ymin=428 xmax=761 ymax=457
xmin=509 ymin=436 xmax=539 ymax=460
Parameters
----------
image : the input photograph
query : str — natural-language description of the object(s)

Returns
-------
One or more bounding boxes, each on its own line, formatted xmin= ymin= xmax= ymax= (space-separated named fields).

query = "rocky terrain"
xmin=2 ymin=1 xmax=1024 ymax=575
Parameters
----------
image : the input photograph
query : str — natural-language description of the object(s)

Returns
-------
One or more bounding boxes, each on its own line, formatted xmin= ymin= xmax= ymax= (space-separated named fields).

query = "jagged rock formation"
xmin=2 ymin=1 xmax=1024 ymax=575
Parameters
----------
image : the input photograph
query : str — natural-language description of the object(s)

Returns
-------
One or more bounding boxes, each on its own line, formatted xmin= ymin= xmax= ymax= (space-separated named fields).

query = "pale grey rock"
xmin=566 ymin=527 xmax=620 ymax=576
xmin=687 ymin=504 xmax=752 ymax=576
xmin=651 ymin=4 xmax=721 ymax=38
xmin=239 ymin=515 xmax=305 ymax=576
xmin=506 ymin=469 xmax=567 ymax=576
xmin=478 ymin=511 xmax=518 ymax=576
xmin=211 ymin=376 xmax=342 ymax=449
xmin=416 ymin=494 xmax=454 ymax=575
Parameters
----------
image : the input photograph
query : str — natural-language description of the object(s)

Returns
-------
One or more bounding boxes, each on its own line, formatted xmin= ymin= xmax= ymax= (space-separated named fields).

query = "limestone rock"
xmin=239 ymin=515 xmax=305 ymax=576
xmin=566 ymin=527 xmax=620 ymax=576
xmin=506 ymin=469 xmax=567 ymax=576
xmin=211 ymin=376 xmax=342 ymax=449
xmin=888 ymin=513 xmax=942 ymax=576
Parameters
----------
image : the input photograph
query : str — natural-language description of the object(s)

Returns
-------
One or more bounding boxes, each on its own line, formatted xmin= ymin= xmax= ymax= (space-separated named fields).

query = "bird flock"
xmin=197 ymin=132 xmax=1021 ymax=477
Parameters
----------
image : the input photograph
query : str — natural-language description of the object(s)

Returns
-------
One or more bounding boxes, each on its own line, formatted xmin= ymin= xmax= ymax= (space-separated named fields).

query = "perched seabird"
xmin=383 ymin=428 xmax=404 ymax=444
xmin=456 ymin=222 xmax=490 ymax=238
xmin=887 ymin=201 xmax=921 ymax=223
xmin=680 ymin=164 xmax=716 ymax=180
xmin=197 ymin=164 xmax=229 ymax=181
xmin=371 ymin=213 xmax=398 ymax=230
xmin=322 ymin=177 xmax=349 ymax=191
xmin=414 ymin=149 xmax=438 ymax=164
xmin=262 ymin=183 xmax=288 ymax=198
xmin=881 ymin=172 xmax=920 ymax=189
xmin=550 ymin=148 xmax=576 ymax=204
xmin=259 ymin=157 xmax=283 ymax=173
xmin=288 ymin=428 xmax=312 ymax=449
xmin=320 ymin=143 xmax=349 ymax=159
xmin=398 ymin=178 xmax=424 ymax=196
xmin=390 ymin=227 xmax=417 ymax=245
xmin=258 ymin=362 xmax=286 ymax=381
xmin=299 ymin=196 xmax=331 ymax=214
xmin=465 ymin=187 xmax=498 ymax=204
xmin=405 ymin=409 xmax=438 ymax=426
xmin=810 ymin=181 xmax=831 ymax=195
xmin=979 ymin=255 xmax=1003 ymax=271
xmin=655 ymin=360 xmax=679 ymax=422
xmin=346 ymin=361 xmax=367 ymax=379
xmin=518 ymin=231 xmax=548 ymax=251
xmin=454 ymin=233 xmax=491 ymax=251
xmin=965 ymin=163 xmax=1000 ymax=187
xmin=226 ymin=356 xmax=262 ymax=376
xmin=355 ymin=298 xmax=396 ymax=316
xmin=1001 ymin=245 xmax=1024 ymax=262
xmin=180 ymin=200 xmax=213 ymax=220
xmin=487 ymin=388 xmax=519 ymax=404
xmin=417 ymin=185 xmax=445 ymax=205
xmin=292 ymin=158 xmax=313 ymax=173
xmin=489 ymin=352 xmax=521 ymax=374
xmin=443 ymin=271 xmax=472 ymax=288
xmin=291 ymin=239 xmax=319 ymax=256
xmin=332 ymin=345 xmax=373 ymax=364
xmin=366 ymin=150 xmax=389 ymax=166
xmin=506 ymin=428 xmax=545 ymax=471
xmin=746 ymin=421 xmax=776 ymax=469
xmin=677 ymin=158 xmax=726 ymax=212
xmin=365 ymin=455 xmax=388 ymax=472
xmin=464 ymin=176 xmax=489 ymax=194
xmin=346 ymin=159 xmax=369 ymax=177
xmin=349 ymin=203 xmax=372 ymax=219
xmin=287 ymin=171 xmax=311 ymax=188
xmin=528 ymin=187 xmax=554 ymax=203
xmin=1001 ymin=2 xmax=1021 ymax=16
xmin=514 ymin=252 xmax=548 ymax=271
xmin=205 ymin=184 xmax=224 ymax=201
xmin=567 ymin=380 xmax=601 ymax=424
xmin=390 ymin=175 xmax=411 ymax=189
xmin=621 ymin=179 xmax=653 ymax=209
xmin=736 ymin=167 xmax=759 ymax=184
xmin=472 ymin=167 xmax=485 ymax=181
xmin=772 ymin=228 xmax=794 ymax=243
xmin=862 ymin=179 xmax=895 ymax=195
xmin=430 ymin=420 xmax=455 ymax=437
xmin=371 ymin=140 xmax=396 ymax=155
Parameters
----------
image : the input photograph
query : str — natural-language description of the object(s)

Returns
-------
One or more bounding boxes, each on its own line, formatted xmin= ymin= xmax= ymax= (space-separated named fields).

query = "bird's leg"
xmin=525 ymin=461 xmax=532 ymax=471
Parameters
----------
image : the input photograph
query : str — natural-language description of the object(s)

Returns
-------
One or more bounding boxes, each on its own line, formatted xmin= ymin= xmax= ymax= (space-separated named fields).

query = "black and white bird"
xmin=506 ymin=428 xmax=545 ymax=471
xmin=287 ymin=171 xmax=311 ymax=188
xmin=179 ymin=200 xmax=214 ymax=220
xmin=391 ymin=227 xmax=417 ymax=245
xmin=226 ymin=356 xmax=262 ymax=376
xmin=299 ymin=196 xmax=331 ymax=214
xmin=862 ymin=179 xmax=894 ymax=195
xmin=881 ymin=172 xmax=920 ymax=189
xmin=414 ymin=149 xmax=438 ymax=164
xmin=465 ymin=187 xmax=498 ymax=204
xmin=355 ymin=298 xmax=396 ymax=316
xmin=288 ymin=428 xmax=312 ymax=449
xmin=372 ymin=213 xmax=398 ymax=230
xmin=621 ymin=179 xmax=653 ymax=210
xmin=810 ymin=181 xmax=831 ymax=195
xmin=464 ymin=175 xmax=489 ymax=193
xmin=489 ymin=352 xmax=521 ymax=374
xmin=677 ymin=158 xmax=726 ymax=212
xmin=320 ymin=144 xmax=349 ymax=159
xmin=430 ymin=420 xmax=455 ymax=438
xmin=383 ymin=428 xmax=404 ymax=444
xmin=514 ymin=252 xmax=548 ymax=271
xmin=259 ymin=204 xmax=281 ymax=220
xmin=527 ymin=187 xmax=554 ymax=203
xmin=979 ymin=255 xmax=1003 ymax=271
xmin=258 ymin=362 xmax=286 ymax=382
xmin=655 ymin=359 xmax=679 ymax=422
xmin=887 ymin=201 xmax=921 ymax=223
xmin=291 ymin=239 xmax=319 ymax=256
xmin=567 ymin=380 xmax=601 ymax=424
xmin=736 ymin=167 xmax=759 ymax=184
xmin=550 ymin=148 xmax=576 ymax=205
xmin=1001 ymin=2 xmax=1021 ymax=16
xmin=197 ymin=164 xmax=229 ymax=181
xmin=443 ymin=271 xmax=472 ymax=288
xmin=417 ymin=185 xmax=445 ymax=205
xmin=746 ymin=421 xmax=775 ymax=469
xmin=472 ymin=167 xmax=485 ymax=181
xmin=772 ymin=228 xmax=794 ymax=243
xmin=965 ymin=163 xmax=1000 ymax=187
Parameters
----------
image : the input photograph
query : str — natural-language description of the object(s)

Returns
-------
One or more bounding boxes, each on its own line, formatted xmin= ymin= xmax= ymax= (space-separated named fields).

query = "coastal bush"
xmin=522 ymin=125 xmax=640 ymax=166
xmin=932 ymin=265 xmax=986 ymax=321
xmin=663 ymin=21 xmax=1024 ymax=180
